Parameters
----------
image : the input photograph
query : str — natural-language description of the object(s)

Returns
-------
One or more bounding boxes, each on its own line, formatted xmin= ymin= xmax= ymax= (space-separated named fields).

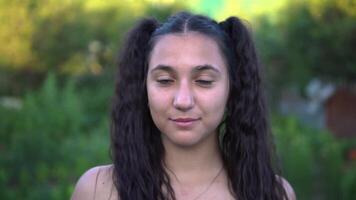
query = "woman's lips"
xmin=170 ymin=118 xmax=200 ymax=128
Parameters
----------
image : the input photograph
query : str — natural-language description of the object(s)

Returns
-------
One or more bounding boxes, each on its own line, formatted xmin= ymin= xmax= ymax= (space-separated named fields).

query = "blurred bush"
xmin=273 ymin=114 xmax=356 ymax=200
xmin=0 ymin=74 xmax=111 ymax=199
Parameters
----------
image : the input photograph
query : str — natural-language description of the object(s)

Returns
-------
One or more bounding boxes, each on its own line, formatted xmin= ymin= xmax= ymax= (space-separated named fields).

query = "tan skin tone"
xmin=71 ymin=32 xmax=296 ymax=200
xmin=147 ymin=32 xmax=232 ymax=200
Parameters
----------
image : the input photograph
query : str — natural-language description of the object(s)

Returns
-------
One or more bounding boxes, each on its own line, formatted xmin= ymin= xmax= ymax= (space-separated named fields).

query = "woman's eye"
xmin=156 ymin=79 xmax=174 ymax=85
xmin=196 ymin=80 xmax=214 ymax=86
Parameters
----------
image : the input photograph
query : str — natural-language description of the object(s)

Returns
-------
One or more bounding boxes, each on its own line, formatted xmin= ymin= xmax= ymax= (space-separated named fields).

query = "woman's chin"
xmin=162 ymin=131 xmax=206 ymax=148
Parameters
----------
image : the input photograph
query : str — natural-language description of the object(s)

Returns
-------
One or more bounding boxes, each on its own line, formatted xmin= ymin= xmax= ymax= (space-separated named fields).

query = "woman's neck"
xmin=162 ymin=133 xmax=223 ymax=183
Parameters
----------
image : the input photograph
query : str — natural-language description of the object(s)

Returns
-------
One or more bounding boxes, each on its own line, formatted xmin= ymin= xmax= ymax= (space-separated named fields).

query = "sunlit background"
xmin=0 ymin=0 xmax=355 ymax=199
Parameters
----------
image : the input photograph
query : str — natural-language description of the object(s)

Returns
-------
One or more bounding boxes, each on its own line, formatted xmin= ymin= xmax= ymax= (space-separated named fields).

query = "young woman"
xmin=71 ymin=11 xmax=296 ymax=200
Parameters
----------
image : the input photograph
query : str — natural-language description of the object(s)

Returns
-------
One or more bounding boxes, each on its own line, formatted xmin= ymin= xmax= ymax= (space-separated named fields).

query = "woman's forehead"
xmin=148 ymin=32 xmax=227 ymax=73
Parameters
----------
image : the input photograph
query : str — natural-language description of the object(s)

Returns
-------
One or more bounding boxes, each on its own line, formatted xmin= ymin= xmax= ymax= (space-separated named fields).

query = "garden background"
xmin=0 ymin=0 xmax=355 ymax=199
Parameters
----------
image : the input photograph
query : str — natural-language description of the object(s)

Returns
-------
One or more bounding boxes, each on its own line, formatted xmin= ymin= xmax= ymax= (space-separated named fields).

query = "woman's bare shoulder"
xmin=276 ymin=175 xmax=297 ymax=200
xmin=71 ymin=164 xmax=118 ymax=200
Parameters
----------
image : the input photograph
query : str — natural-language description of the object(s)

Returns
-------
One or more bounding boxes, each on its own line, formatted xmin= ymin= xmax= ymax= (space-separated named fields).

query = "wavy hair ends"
xmin=111 ymin=18 xmax=174 ymax=199
xmin=111 ymin=12 xmax=288 ymax=200
xmin=219 ymin=17 xmax=287 ymax=199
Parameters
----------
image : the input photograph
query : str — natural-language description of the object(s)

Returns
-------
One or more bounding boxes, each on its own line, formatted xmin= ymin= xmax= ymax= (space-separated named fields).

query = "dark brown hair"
xmin=111 ymin=11 xmax=287 ymax=199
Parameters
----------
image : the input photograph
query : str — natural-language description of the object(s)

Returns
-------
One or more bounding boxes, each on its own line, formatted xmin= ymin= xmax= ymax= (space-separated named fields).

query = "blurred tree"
xmin=280 ymin=0 xmax=356 ymax=83
xmin=0 ymin=0 xmax=37 ymax=70
xmin=188 ymin=0 xmax=289 ymax=22
xmin=257 ymin=0 xmax=356 ymax=90
xmin=0 ymin=0 xmax=188 ymax=95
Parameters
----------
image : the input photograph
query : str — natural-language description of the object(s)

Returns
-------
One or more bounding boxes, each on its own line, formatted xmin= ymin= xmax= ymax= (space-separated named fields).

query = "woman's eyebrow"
xmin=150 ymin=64 xmax=175 ymax=74
xmin=193 ymin=64 xmax=221 ymax=74
xmin=150 ymin=64 xmax=221 ymax=74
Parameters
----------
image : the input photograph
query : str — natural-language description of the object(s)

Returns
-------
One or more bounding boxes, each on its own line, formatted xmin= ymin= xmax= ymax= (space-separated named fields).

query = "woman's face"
xmin=146 ymin=32 xmax=230 ymax=148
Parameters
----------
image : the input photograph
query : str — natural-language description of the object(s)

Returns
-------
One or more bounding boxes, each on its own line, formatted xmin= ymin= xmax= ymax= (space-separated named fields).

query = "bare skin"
xmin=71 ymin=165 xmax=118 ymax=200
xmin=71 ymin=165 xmax=296 ymax=200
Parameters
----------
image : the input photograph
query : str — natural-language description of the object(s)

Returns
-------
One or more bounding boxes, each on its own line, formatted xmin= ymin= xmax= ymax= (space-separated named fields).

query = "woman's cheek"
xmin=148 ymin=88 xmax=171 ymax=111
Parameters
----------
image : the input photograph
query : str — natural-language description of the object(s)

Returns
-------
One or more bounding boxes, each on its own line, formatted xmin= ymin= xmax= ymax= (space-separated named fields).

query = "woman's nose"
xmin=173 ymin=82 xmax=194 ymax=111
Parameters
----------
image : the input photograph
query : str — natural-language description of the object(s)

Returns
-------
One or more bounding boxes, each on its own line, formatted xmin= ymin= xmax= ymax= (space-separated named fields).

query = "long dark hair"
xmin=111 ymin=11 xmax=287 ymax=200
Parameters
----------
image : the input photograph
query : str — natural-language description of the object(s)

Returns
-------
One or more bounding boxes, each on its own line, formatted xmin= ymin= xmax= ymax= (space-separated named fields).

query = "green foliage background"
xmin=0 ymin=0 xmax=355 ymax=199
